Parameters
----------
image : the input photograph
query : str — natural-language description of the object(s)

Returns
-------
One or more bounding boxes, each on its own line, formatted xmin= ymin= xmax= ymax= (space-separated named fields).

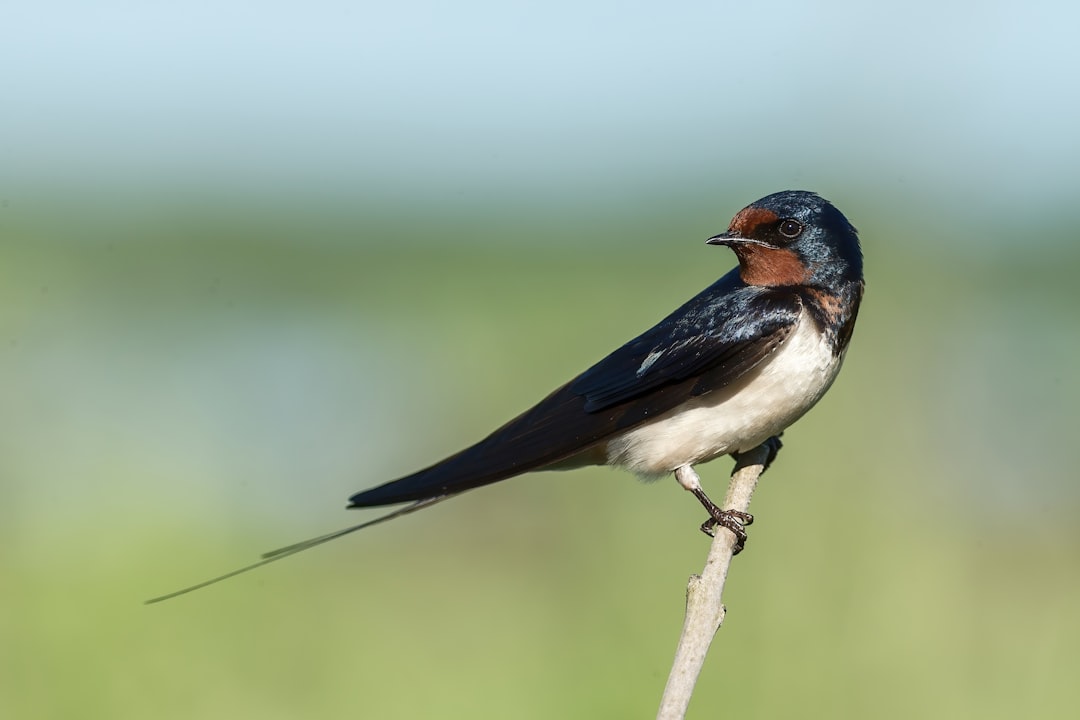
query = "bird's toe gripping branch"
xmin=696 ymin=499 xmax=754 ymax=554
xmin=674 ymin=465 xmax=751 ymax=552
xmin=674 ymin=435 xmax=784 ymax=554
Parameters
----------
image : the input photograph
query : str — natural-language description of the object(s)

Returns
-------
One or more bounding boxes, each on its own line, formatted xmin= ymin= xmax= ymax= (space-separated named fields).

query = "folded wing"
xmin=348 ymin=274 xmax=802 ymax=507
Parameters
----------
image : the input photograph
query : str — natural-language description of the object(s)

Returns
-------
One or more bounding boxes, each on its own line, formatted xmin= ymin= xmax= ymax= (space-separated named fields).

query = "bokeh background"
xmin=3 ymin=1 xmax=1079 ymax=718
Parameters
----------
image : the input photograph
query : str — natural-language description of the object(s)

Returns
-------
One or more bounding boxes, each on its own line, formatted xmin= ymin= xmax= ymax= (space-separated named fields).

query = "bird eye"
xmin=778 ymin=219 xmax=803 ymax=238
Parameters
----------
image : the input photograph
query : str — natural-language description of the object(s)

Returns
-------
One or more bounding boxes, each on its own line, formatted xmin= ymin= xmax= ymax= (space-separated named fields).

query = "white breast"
xmin=604 ymin=309 xmax=844 ymax=477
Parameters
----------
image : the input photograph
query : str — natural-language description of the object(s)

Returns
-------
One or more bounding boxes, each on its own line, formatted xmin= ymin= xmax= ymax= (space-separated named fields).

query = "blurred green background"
xmin=3 ymin=1 xmax=1079 ymax=718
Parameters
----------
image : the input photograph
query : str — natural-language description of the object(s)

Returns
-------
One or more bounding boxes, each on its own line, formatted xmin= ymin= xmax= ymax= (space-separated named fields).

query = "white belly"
xmin=604 ymin=309 xmax=844 ymax=476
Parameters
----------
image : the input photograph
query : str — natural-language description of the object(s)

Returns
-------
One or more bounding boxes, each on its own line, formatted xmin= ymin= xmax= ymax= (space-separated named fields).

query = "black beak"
xmin=707 ymin=232 xmax=767 ymax=248
xmin=706 ymin=231 xmax=736 ymax=246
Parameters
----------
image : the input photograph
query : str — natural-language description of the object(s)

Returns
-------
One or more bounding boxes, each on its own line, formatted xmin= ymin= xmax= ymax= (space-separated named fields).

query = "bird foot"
xmin=689 ymin=485 xmax=754 ymax=553
xmin=676 ymin=465 xmax=759 ymax=554
xmin=700 ymin=509 xmax=755 ymax=554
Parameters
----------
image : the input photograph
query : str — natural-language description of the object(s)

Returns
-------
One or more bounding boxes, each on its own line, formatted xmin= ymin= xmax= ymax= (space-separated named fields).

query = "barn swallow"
xmin=147 ymin=190 xmax=863 ymax=603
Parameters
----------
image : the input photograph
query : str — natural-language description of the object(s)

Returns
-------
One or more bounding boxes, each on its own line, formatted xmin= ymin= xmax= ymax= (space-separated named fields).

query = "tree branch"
xmin=656 ymin=442 xmax=773 ymax=720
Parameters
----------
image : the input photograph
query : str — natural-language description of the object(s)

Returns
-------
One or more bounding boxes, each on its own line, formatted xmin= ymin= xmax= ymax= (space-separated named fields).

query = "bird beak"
xmin=706 ymin=231 xmax=737 ymax=246
xmin=706 ymin=232 xmax=767 ymax=248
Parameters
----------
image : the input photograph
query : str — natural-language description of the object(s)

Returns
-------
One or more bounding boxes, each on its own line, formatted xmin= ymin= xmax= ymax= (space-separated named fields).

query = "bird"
xmin=146 ymin=190 xmax=864 ymax=603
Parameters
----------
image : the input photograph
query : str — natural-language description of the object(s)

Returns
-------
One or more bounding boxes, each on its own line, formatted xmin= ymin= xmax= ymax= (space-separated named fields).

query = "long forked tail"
xmin=144 ymin=495 xmax=453 ymax=604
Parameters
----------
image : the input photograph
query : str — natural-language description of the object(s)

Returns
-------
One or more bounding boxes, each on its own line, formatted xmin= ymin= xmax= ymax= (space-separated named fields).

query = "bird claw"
xmin=700 ymin=509 xmax=755 ymax=553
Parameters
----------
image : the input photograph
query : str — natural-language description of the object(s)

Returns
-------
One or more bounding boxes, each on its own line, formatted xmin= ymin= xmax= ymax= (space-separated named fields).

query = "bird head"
xmin=707 ymin=191 xmax=863 ymax=288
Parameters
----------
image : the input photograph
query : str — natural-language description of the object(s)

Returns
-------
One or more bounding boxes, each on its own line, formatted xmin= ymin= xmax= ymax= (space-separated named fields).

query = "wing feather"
xmin=349 ymin=275 xmax=803 ymax=507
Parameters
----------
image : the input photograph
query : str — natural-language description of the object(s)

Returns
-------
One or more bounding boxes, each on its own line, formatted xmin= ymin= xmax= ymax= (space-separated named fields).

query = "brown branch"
xmin=656 ymin=443 xmax=773 ymax=720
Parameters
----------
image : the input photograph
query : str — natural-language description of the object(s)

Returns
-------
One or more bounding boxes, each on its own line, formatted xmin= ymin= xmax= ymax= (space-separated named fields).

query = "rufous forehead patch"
xmin=728 ymin=207 xmax=779 ymax=237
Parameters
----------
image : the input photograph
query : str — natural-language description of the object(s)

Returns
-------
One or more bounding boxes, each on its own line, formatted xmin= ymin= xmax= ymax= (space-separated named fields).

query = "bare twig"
xmin=656 ymin=443 xmax=773 ymax=720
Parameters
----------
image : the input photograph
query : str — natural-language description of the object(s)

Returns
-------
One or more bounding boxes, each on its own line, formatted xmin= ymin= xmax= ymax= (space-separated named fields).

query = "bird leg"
xmin=673 ymin=465 xmax=754 ymax=553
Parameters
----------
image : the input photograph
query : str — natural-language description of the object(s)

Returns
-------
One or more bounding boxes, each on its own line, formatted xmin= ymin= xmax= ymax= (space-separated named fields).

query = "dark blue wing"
xmin=349 ymin=271 xmax=803 ymax=508
xmin=572 ymin=272 xmax=802 ymax=411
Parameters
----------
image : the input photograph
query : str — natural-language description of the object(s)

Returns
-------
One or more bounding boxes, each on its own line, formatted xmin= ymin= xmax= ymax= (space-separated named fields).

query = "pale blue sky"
xmin=3 ymin=0 xmax=1078 ymax=218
